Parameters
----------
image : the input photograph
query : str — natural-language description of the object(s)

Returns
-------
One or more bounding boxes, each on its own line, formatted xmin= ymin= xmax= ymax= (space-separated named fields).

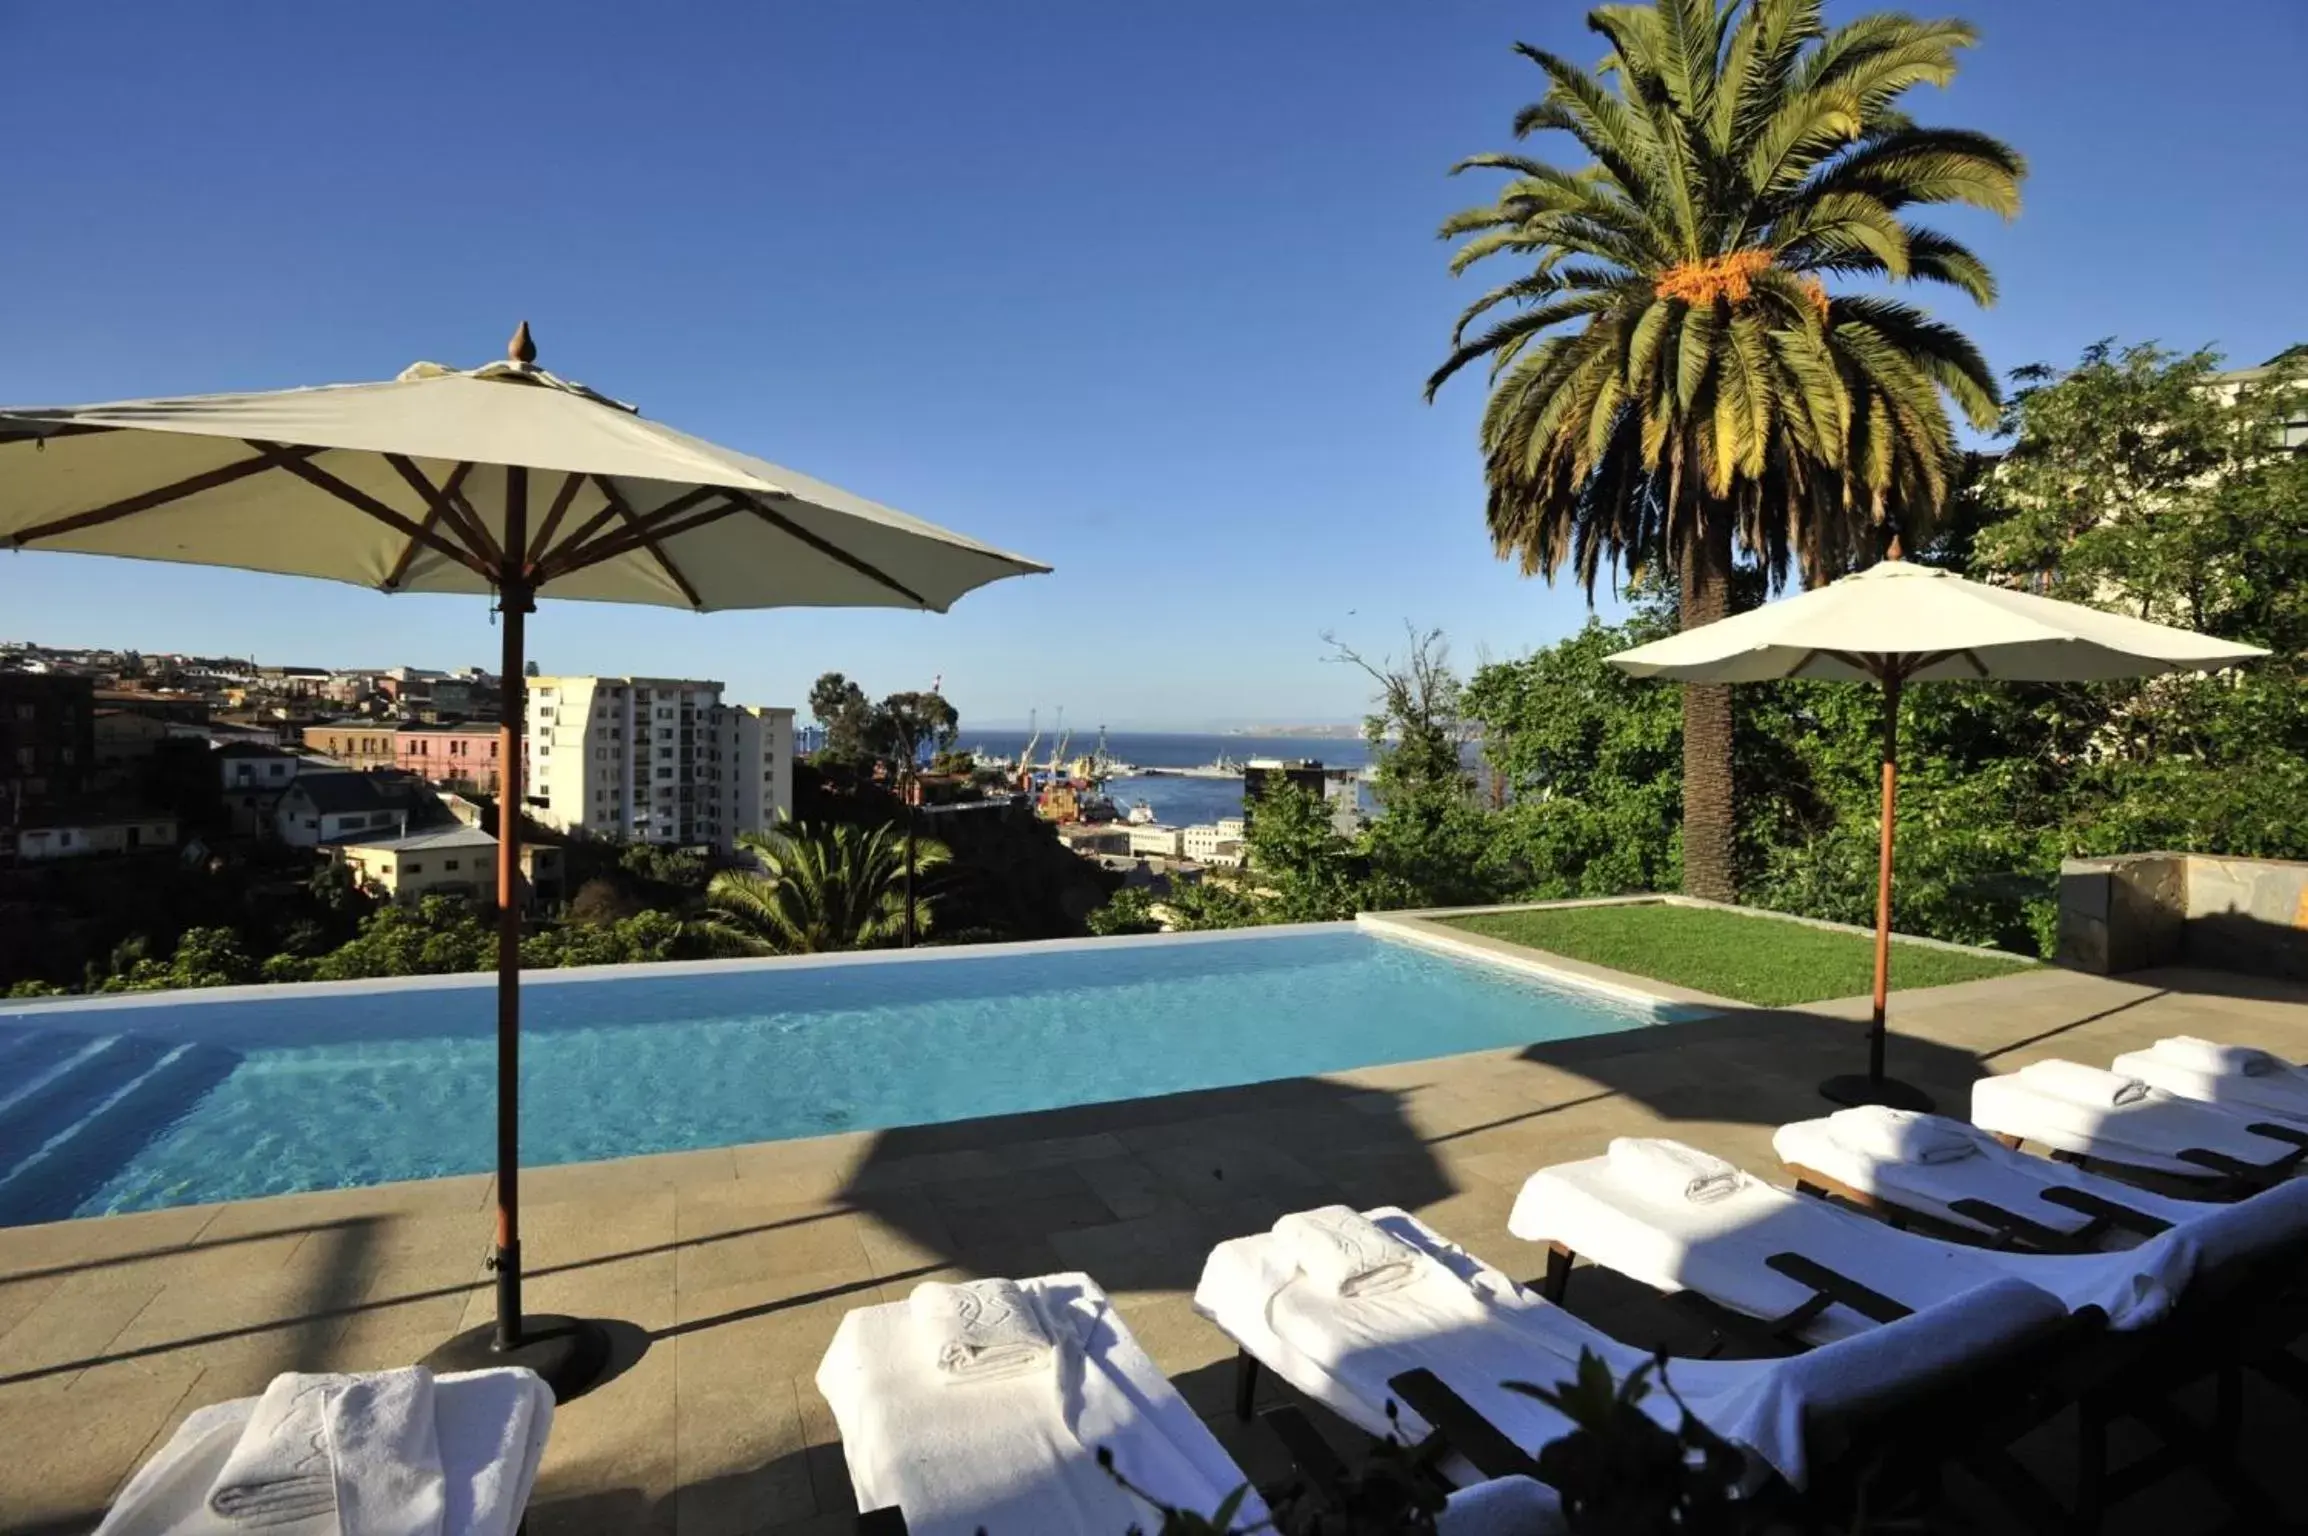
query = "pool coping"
xmin=1357 ymin=909 xmax=1738 ymax=1014
xmin=0 ymin=919 xmax=1365 ymax=1018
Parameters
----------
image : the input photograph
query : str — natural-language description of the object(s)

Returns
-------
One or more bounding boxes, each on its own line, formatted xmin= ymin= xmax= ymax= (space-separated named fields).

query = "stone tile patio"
xmin=3 ymin=961 xmax=2306 ymax=1535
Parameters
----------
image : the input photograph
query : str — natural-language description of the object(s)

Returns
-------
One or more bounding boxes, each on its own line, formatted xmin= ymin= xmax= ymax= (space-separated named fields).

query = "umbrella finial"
xmin=508 ymin=321 xmax=537 ymax=365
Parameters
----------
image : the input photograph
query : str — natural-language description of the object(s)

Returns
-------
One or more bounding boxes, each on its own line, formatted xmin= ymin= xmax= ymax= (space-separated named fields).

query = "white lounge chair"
xmin=816 ymin=1270 xmax=1558 ymax=1536
xmin=2111 ymin=1036 xmax=2308 ymax=1127
xmin=97 ymin=1366 xmax=552 ymax=1536
xmin=1774 ymin=1106 xmax=2218 ymax=1249
xmin=1192 ymin=1204 xmax=2074 ymax=1500
xmin=1508 ymin=1139 xmax=2308 ymax=1344
xmin=818 ymin=1273 xmax=1265 ymax=1536
xmin=1970 ymin=1059 xmax=2307 ymax=1183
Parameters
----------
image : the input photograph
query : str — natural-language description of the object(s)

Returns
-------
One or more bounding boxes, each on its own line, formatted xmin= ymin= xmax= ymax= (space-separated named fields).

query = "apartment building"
xmin=711 ymin=705 xmax=796 ymax=850
xmin=523 ymin=677 xmax=794 ymax=851
xmin=395 ymin=722 xmax=502 ymax=791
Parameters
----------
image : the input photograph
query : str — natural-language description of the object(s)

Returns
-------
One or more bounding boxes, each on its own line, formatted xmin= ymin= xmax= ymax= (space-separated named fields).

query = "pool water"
xmin=0 ymin=928 xmax=1664 ymax=1222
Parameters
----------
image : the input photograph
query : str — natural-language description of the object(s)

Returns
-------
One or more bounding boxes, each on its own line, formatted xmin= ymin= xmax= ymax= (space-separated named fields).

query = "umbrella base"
xmin=1819 ymin=1073 xmax=1935 ymax=1113
xmin=423 ymin=1314 xmax=611 ymax=1403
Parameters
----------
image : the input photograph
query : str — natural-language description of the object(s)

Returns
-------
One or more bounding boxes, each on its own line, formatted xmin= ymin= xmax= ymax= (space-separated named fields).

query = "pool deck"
xmin=4 ymin=960 xmax=2306 ymax=1534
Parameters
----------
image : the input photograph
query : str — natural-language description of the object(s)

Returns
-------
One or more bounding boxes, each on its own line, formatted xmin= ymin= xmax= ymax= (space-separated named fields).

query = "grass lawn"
xmin=1437 ymin=902 xmax=2033 ymax=1007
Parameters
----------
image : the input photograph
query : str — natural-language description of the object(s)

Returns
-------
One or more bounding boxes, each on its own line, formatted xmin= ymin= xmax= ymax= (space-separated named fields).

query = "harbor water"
xmin=960 ymin=730 xmax=1369 ymax=824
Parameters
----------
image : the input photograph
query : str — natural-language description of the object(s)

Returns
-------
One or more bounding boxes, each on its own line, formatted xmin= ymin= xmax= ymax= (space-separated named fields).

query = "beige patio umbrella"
xmin=0 ymin=325 xmax=1048 ymax=1396
xmin=1608 ymin=558 xmax=2264 ymax=1111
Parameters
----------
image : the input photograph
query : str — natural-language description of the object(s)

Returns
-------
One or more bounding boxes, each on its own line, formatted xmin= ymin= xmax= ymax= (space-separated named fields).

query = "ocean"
xmin=957 ymin=729 xmax=1369 ymax=825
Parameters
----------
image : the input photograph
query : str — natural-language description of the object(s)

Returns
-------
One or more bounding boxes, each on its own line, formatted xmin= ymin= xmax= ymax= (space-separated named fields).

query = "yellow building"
xmin=336 ymin=825 xmax=562 ymax=910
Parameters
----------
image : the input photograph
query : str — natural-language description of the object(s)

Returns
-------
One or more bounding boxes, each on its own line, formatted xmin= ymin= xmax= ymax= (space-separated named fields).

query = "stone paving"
xmin=3 ymin=959 xmax=2306 ymax=1534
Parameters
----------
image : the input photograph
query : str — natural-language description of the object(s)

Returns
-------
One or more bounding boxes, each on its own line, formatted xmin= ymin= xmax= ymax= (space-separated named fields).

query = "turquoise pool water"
xmin=0 ymin=929 xmax=1664 ymax=1223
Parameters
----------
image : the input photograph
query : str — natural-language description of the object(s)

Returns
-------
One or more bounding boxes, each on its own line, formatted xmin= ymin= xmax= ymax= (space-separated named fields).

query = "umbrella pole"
xmin=425 ymin=466 xmax=610 ymax=1401
xmin=1820 ymin=665 xmax=1935 ymax=1112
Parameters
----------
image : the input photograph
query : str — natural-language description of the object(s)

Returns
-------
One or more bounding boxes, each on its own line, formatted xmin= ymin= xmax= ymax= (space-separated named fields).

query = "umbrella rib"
xmin=524 ymin=472 xmax=588 ymax=571
xmin=244 ymin=441 xmax=494 ymax=582
xmin=739 ymin=493 xmax=929 ymax=608
xmin=540 ymin=498 xmax=749 ymax=579
xmin=536 ymin=482 xmax=722 ymax=579
xmin=383 ymin=455 xmax=500 ymax=568
xmin=594 ymin=477 xmax=705 ymax=609
xmin=6 ymin=444 xmax=323 ymax=546
xmin=379 ymin=460 xmax=482 ymax=588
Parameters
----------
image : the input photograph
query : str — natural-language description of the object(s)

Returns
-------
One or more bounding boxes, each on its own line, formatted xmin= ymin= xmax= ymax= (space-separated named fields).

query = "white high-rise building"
xmin=523 ymin=676 xmax=794 ymax=851
xmin=713 ymin=705 xmax=795 ymax=848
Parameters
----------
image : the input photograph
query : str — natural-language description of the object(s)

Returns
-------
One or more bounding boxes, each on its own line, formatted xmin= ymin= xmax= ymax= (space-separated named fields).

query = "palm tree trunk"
xmin=1679 ymin=514 xmax=1737 ymax=903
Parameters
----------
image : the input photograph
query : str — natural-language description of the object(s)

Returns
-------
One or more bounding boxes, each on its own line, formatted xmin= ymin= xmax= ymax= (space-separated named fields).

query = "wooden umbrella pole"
xmin=493 ymin=467 xmax=532 ymax=1349
xmin=1868 ymin=667 xmax=1902 ymax=1085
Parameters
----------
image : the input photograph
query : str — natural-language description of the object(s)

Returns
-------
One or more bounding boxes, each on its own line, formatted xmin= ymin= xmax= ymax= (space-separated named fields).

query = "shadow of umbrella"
xmin=832 ymin=1073 xmax=1459 ymax=1300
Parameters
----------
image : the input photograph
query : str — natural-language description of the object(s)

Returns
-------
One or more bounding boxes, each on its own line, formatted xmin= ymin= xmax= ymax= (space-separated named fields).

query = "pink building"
xmin=394 ymin=722 xmax=502 ymax=790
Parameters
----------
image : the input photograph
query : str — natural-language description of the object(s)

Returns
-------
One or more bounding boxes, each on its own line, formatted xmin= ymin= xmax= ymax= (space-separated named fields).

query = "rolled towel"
xmin=1273 ymin=1205 xmax=1423 ymax=1298
xmin=2019 ymin=1060 xmax=2151 ymax=1109
xmin=909 ymin=1278 xmax=1059 ymax=1383
xmin=1606 ymin=1137 xmax=1745 ymax=1205
xmin=1825 ymin=1107 xmax=1981 ymax=1166
xmin=2153 ymin=1036 xmax=2279 ymax=1079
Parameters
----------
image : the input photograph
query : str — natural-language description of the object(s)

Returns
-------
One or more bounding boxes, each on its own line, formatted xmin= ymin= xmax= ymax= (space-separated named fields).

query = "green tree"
xmin=1464 ymin=601 xmax=1686 ymax=899
xmin=699 ymin=820 xmax=952 ymax=954
xmin=1329 ymin=626 xmax=1493 ymax=906
xmin=808 ymin=671 xmax=874 ymax=766
xmin=870 ymin=690 xmax=960 ymax=778
xmin=1243 ymin=785 xmax=1365 ymax=922
xmin=1428 ymin=0 xmax=2022 ymax=902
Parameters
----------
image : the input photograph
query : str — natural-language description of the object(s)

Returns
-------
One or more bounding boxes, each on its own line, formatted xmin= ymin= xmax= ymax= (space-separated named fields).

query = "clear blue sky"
xmin=2 ymin=3 xmax=2301 ymax=729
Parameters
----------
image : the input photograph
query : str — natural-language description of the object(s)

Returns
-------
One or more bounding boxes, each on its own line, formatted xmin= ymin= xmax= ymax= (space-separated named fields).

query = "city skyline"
xmin=2 ymin=2 xmax=2301 ymax=729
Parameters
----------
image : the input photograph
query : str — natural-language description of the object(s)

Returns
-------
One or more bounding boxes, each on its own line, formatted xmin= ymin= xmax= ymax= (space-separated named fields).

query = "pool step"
xmin=0 ymin=1030 xmax=117 ymax=1119
xmin=0 ymin=1035 xmax=240 ymax=1226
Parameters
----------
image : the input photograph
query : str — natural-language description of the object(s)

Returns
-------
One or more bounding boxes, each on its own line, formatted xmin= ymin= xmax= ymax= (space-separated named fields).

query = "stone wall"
xmin=2058 ymin=852 xmax=2308 ymax=979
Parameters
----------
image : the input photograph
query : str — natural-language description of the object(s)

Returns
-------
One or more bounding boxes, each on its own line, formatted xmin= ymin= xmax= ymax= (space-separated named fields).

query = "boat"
xmin=1125 ymin=799 xmax=1157 ymax=825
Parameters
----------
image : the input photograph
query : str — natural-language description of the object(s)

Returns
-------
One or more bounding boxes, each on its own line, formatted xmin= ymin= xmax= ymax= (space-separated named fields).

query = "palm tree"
xmin=699 ymin=819 xmax=951 ymax=955
xmin=1428 ymin=0 xmax=2020 ymax=900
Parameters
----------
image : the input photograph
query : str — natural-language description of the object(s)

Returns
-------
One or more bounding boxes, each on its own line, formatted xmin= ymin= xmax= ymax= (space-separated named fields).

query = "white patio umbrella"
xmin=1607 ymin=558 xmax=2264 ymax=1111
xmin=0 ymin=325 xmax=1048 ymax=1396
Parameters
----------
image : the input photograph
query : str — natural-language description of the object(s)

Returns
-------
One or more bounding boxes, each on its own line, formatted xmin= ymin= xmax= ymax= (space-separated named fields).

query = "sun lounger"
xmin=1970 ymin=1059 xmax=2307 ymax=1184
xmin=1192 ymin=1203 xmax=2076 ymax=1500
xmin=2111 ymin=1036 xmax=2308 ymax=1127
xmin=821 ymin=1270 xmax=1562 ymax=1536
xmin=97 ymin=1366 xmax=552 ymax=1536
xmin=1774 ymin=1106 xmax=2215 ymax=1249
xmin=1509 ymin=1138 xmax=2308 ymax=1344
xmin=818 ymin=1272 xmax=1272 ymax=1536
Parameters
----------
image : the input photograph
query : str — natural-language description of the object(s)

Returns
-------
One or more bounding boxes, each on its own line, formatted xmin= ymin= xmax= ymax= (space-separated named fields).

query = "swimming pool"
xmin=0 ymin=926 xmax=1670 ymax=1223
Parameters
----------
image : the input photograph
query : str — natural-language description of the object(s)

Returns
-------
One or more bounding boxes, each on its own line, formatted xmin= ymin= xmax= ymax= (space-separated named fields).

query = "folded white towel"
xmin=2018 ymin=1059 xmax=2150 ymax=1109
xmin=209 ymin=1374 xmax=338 ymax=1524
xmin=1437 ymin=1475 xmax=1566 ymax=1535
xmin=1273 ymin=1205 xmax=1423 ymax=1297
xmin=1607 ymin=1137 xmax=1744 ymax=1204
xmin=1825 ymin=1107 xmax=1981 ymax=1166
xmin=99 ymin=1368 xmax=548 ymax=1536
xmin=326 ymin=1370 xmax=447 ymax=1536
xmin=910 ymin=1279 xmax=1059 ymax=1382
xmin=2153 ymin=1036 xmax=2278 ymax=1079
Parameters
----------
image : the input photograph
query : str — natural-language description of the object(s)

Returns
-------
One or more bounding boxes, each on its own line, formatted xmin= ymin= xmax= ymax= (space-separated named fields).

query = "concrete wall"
xmin=2058 ymin=852 xmax=2308 ymax=979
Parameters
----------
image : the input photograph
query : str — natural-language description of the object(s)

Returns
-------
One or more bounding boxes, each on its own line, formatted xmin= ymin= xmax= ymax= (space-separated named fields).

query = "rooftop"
xmin=3 ymin=956 xmax=2304 ymax=1533
xmin=337 ymin=824 xmax=498 ymax=854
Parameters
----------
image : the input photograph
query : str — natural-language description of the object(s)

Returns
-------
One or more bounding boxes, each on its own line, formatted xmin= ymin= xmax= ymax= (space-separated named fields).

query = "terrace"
xmin=3 ymin=929 xmax=2304 ymax=1535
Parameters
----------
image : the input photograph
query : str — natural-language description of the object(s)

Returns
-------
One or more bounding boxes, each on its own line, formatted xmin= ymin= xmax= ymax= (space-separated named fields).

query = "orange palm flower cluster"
xmin=1653 ymin=248 xmax=1776 ymax=305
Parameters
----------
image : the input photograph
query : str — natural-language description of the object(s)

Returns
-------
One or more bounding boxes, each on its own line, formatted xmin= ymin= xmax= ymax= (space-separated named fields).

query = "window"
xmin=443 ymin=859 xmax=460 ymax=871
xmin=403 ymin=861 xmax=423 ymax=874
xmin=656 ymin=767 xmax=673 ymax=780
